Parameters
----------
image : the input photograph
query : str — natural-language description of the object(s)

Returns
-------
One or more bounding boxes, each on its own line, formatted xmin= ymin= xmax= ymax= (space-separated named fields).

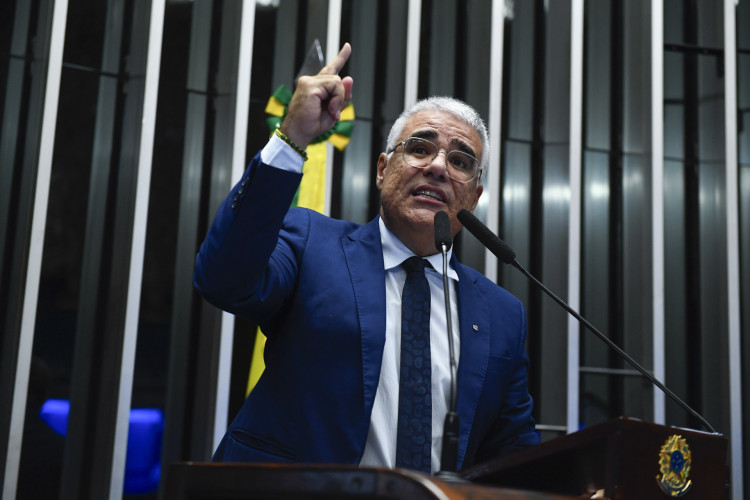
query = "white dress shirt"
xmin=358 ymin=219 xmax=461 ymax=474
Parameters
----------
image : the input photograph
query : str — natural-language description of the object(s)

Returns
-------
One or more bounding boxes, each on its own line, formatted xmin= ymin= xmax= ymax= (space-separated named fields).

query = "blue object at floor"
xmin=39 ymin=399 xmax=163 ymax=494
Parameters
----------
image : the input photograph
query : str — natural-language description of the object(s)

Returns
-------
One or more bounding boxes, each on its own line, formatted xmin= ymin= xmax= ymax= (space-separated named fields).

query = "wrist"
xmin=274 ymin=128 xmax=308 ymax=161
xmin=278 ymin=123 xmax=310 ymax=150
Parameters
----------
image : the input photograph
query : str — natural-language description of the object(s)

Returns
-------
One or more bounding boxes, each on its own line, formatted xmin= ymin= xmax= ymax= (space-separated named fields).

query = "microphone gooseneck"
xmin=456 ymin=209 xmax=717 ymax=435
xmin=434 ymin=211 xmax=457 ymax=412
xmin=457 ymin=209 xmax=515 ymax=264
xmin=434 ymin=211 xmax=461 ymax=478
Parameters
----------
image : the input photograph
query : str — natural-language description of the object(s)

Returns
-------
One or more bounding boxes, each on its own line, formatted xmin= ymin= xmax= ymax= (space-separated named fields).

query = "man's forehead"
xmin=403 ymin=111 xmax=482 ymax=155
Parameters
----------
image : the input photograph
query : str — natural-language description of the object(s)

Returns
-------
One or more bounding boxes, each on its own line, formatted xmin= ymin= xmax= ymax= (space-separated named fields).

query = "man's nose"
xmin=425 ymin=151 xmax=449 ymax=178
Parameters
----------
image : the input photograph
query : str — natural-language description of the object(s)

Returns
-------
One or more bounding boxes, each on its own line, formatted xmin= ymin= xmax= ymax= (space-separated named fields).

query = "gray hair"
xmin=386 ymin=96 xmax=490 ymax=178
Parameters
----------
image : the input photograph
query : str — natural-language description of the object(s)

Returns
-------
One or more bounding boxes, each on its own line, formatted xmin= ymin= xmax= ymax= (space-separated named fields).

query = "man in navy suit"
xmin=194 ymin=43 xmax=539 ymax=473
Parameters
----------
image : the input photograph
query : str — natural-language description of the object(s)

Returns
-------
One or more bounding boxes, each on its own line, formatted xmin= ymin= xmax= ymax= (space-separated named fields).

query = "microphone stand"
xmin=435 ymin=240 xmax=462 ymax=481
xmin=432 ymin=211 xmax=462 ymax=480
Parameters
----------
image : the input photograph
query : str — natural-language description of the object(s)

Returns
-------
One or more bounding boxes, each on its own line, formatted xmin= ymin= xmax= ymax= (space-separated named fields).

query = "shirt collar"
xmin=378 ymin=217 xmax=459 ymax=281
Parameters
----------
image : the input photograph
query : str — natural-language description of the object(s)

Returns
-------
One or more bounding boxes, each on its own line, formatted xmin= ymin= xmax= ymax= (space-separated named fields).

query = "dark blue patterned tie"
xmin=396 ymin=256 xmax=432 ymax=473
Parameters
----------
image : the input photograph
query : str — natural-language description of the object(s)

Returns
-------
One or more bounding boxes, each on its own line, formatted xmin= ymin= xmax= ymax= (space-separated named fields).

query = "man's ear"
xmin=470 ymin=183 xmax=484 ymax=211
xmin=375 ymin=153 xmax=388 ymax=189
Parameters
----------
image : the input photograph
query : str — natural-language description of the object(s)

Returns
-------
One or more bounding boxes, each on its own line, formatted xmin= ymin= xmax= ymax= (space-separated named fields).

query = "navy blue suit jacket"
xmin=194 ymin=152 xmax=538 ymax=470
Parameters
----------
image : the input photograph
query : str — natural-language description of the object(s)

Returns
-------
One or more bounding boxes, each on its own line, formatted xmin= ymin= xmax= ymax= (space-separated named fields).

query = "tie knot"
xmin=402 ymin=256 xmax=427 ymax=274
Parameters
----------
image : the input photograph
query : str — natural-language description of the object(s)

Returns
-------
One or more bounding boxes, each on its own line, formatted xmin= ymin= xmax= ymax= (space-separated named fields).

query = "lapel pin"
xmin=472 ymin=324 xmax=479 ymax=331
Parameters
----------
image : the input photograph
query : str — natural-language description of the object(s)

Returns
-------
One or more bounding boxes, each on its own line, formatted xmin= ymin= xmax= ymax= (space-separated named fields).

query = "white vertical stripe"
xmin=651 ymin=0 xmax=666 ymax=425
xmin=404 ymin=0 xmax=422 ymax=108
xmin=214 ymin=0 xmax=257 ymax=452
xmin=216 ymin=311 xmax=236 ymax=450
xmin=567 ymin=0 xmax=584 ymax=435
xmin=723 ymin=2 xmax=743 ymax=499
xmin=325 ymin=0 xmax=342 ymax=68
xmin=109 ymin=0 xmax=165 ymax=498
xmin=231 ymin=0 xmax=256 ymax=188
xmin=2 ymin=1 xmax=68 ymax=498
xmin=323 ymin=0 xmax=342 ymax=217
xmin=484 ymin=0 xmax=505 ymax=282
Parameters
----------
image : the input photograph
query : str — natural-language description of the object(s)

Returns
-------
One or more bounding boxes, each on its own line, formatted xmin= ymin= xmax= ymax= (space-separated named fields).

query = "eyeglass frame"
xmin=388 ymin=137 xmax=483 ymax=184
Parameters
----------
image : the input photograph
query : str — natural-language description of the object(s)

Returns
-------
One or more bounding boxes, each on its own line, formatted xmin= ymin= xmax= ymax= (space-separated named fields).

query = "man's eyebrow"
xmin=453 ymin=141 xmax=477 ymax=158
xmin=410 ymin=129 xmax=439 ymax=141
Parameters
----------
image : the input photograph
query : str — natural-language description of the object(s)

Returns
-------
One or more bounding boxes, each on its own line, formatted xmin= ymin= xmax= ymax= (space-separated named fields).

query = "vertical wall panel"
xmin=1 ymin=0 xmax=67 ymax=496
xmin=161 ymin=0 xmax=214 ymax=470
xmin=621 ymin=153 xmax=652 ymax=418
xmin=0 ymin=1 xmax=32 ymax=278
xmin=161 ymin=0 xmax=253 ymax=467
xmin=109 ymin=0 xmax=164 ymax=496
xmin=662 ymin=156 xmax=689 ymax=420
xmin=51 ymin=0 xmax=126 ymax=493
xmin=404 ymin=0 xmax=421 ymax=108
xmin=738 ymin=1 xmax=750 ymax=493
xmin=536 ymin=0 xmax=572 ymax=437
xmin=213 ymin=0 xmax=256 ymax=453
xmin=378 ymin=1 xmax=408 ymax=145
xmin=501 ymin=0 xmax=535 ymax=303
xmin=580 ymin=150 xmax=611 ymax=423
xmin=425 ymin=0 xmax=456 ymax=98
xmin=566 ymin=0 xmax=583 ymax=434
xmin=662 ymin=0 xmax=733 ymax=444
xmin=485 ymin=0 xmax=505 ymax=282
xmin=61 ymin=0 xmax=162 ymax=496
xmin=663 ymin=16 xmax=691 ymax=425
xmin=323 ymin=0 xmax=341 ymax=216
xmin=723 ymin=1 xmax=743 ymax=497
xmin=621 ymin=0 xmax=653 ymax=420
xmin=651 ymin=0 xmax=666 ymax=425
xmin=580 ymin=2 xmax=611 ymax=420
xmin=340 ymin=0 xmax=377 ymax=225
xmin=693 ymin=1 xmax=729 ymax=436
xmin=195 ymin=0 xmax=244 ymax=459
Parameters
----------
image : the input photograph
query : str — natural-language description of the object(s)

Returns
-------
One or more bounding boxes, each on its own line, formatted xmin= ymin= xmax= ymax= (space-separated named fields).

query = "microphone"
xmin=434 ymin=210 xmax=453 ymax=252
xmin=457 ymin=209 xmax=515 ymax=264
xmin=434 ymin=211 xmax=461 ymax=479
xmin=456 ymin=209 xmax=717 ymax=434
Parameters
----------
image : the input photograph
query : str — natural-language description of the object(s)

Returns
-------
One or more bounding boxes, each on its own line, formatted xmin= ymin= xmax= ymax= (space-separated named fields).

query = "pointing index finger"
xmin=319 ymin=42 xmax=352 ymax=76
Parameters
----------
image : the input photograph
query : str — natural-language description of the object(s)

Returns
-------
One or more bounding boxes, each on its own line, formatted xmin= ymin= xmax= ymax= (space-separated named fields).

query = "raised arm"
xmin=194 ymin=44 xmax=354 ymax=320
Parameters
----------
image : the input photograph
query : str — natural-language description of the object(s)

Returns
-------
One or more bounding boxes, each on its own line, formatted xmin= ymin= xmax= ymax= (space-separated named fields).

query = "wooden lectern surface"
xmin=165 ymin=462 xmax=579 ymax=500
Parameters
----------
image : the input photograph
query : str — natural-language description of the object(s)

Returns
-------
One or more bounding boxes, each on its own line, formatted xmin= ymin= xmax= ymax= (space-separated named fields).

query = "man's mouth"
xmin=413 ymin=189 xmax=445 ymax=203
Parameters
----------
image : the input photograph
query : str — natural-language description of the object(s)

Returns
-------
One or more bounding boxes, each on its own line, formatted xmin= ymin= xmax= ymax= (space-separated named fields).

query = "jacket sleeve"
xmin=193 ymin=151 xmax=305 ymax=324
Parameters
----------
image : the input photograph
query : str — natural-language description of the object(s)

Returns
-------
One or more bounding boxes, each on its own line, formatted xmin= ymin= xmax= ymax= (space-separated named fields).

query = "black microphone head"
xmin=457 ymin=209 xmax=516 ymax=264
xmin=434 ymin=211 xmax=452 ymax=251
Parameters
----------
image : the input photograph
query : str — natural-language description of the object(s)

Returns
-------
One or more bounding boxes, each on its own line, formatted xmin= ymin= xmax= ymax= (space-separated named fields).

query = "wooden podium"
xmin=165 ymin=419 xmax=727 ymax=499
xmin=463 ymin=418 xmax=728 ymax=499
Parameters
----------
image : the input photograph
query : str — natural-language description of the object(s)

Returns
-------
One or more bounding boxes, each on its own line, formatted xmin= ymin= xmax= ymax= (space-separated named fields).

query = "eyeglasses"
xmin=389 ymin=137 xmax=481 ymax=183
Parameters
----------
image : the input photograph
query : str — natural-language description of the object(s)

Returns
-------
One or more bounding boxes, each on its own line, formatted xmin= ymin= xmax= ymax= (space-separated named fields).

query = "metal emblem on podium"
xmin=656 ymin=434 xmax=693 ymax=496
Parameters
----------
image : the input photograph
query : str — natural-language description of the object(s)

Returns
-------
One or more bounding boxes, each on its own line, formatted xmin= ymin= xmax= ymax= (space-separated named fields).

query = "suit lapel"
xmin=341 ymin=218 xmax=387 ymax=416
xmin=454 ymin=261 xmax=490 ymax=469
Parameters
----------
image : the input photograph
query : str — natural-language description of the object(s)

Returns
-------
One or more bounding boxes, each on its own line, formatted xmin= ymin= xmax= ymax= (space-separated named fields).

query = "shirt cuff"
xmin=260 ymin=134 xmax=305 ymax=174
